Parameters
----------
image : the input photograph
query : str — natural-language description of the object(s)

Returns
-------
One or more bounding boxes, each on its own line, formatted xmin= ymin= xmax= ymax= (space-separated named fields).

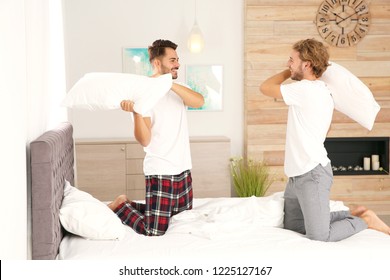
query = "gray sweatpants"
xmin=283 ymin=163 xmax=367 ymax=242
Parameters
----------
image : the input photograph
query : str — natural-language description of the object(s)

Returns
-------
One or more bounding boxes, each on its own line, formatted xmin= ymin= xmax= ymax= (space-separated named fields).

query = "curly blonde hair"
xmin=292 ymin=39 xmax=330 ymax=78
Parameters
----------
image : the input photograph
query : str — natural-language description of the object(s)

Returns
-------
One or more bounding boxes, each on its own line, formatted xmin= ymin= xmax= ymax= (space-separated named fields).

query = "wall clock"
xmin=316 ymin=0 xmax=371 ymax=47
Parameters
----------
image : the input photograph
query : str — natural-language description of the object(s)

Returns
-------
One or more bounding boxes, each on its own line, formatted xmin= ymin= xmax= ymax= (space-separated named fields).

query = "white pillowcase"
xmin=62 ymin=73 xmax=172 ymax=115
xmin=319 ymin=61 xmax=380 ymax=131
xmin=59 ymin=181 xmax=126 ymax=240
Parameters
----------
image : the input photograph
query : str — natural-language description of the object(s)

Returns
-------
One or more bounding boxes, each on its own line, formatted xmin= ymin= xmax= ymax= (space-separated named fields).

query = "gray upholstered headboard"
xmin=30 ymin=122 xmax=74 ymax=260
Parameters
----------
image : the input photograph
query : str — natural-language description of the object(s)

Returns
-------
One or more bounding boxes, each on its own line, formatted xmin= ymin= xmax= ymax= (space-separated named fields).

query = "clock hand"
xmin=332 ymin=12 xmax=345 ymax=21
xmin=336 ymin=10 xmax=359 ymax=25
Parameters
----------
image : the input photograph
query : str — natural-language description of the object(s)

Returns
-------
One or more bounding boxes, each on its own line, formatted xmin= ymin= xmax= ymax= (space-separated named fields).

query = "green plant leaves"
xmin=230 ymin=157 xmax=274 ymax=197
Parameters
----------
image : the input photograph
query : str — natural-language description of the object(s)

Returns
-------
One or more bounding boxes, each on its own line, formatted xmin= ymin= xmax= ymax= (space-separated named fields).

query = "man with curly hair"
xmin=260 ymin=38 xmax=390 ymax=241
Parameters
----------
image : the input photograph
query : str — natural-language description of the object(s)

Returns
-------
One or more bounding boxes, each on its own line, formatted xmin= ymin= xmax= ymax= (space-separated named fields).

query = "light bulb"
xmin=187 ymin=23 xmax=204 ymax=53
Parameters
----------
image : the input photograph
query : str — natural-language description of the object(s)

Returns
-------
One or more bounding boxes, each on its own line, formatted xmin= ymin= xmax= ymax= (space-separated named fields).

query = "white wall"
xmin=63 ymin=0 xmax=244 ymax=156
xmin=0 ymin=0 xmax=28 ymax=260
xmin=0 ymin=0 xmax=67 ymax=259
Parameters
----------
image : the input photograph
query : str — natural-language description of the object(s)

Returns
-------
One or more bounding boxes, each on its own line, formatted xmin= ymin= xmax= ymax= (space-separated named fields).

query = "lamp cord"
xmin=194 ymin=0 xmax=198 ymax=24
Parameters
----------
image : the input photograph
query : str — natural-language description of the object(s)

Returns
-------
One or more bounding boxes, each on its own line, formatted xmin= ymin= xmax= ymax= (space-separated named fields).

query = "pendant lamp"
xmin=187 ymin=0 xmax=204 ymax=53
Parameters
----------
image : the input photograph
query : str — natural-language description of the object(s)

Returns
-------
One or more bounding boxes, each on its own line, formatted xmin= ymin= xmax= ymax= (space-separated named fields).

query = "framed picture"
xmin=122 ymin=47 xmax=153 ymax=76
xmin=186 ymin=65 xmax=223 ymax=111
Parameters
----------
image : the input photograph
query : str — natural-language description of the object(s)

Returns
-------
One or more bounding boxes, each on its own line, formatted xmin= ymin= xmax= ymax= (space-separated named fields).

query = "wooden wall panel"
xmin=244 ymin=0 xmax=390 ymax=214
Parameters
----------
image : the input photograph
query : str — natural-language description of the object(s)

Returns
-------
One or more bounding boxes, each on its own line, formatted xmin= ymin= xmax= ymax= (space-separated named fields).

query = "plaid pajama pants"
xmin=114 ymin=170 xmax=193 ymax=236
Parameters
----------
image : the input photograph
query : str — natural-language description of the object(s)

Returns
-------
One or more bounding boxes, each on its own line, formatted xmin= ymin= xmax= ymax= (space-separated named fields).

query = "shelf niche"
xmin=325 ymin=137 xmax=389 ymax=176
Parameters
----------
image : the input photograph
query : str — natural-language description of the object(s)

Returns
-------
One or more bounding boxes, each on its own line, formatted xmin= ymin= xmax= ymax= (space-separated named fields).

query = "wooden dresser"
xmin=75 ymin=137 xmax=232 ymax=201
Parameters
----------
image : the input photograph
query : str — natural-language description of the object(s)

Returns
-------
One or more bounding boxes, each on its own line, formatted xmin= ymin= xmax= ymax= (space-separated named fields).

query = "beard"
xmin=161 ymin=64 xmax=179 ymax=79
xmin=290 ymin=68 xmax=304 ymax=81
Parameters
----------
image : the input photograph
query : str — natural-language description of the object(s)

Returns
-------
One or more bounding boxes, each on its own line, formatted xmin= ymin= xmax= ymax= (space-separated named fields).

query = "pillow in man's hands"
xmin=320 ymin=62 xmax=380 ymax=131
xmin=62 ymin=73 xmax=172 ymax=115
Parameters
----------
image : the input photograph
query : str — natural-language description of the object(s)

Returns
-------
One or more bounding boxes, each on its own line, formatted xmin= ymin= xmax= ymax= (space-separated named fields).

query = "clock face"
xmin=316 ymin=0 xmax=370 ymax=47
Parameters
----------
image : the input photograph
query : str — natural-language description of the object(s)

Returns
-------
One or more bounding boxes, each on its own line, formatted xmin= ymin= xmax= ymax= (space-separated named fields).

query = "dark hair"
xmin=148 ymin=39 xmax=178 ymax=63
xmin=292 ymin=38 xmax=330 ymax=78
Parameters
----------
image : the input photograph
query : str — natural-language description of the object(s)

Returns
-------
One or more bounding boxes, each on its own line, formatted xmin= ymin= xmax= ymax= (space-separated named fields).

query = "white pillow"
xmin=59 ymin=181 xmax=126 ymax=240
xmin=62 ymin=73 xmax=172 ymax=115
xmin=319 ymin=61 xmax=380 ymax=131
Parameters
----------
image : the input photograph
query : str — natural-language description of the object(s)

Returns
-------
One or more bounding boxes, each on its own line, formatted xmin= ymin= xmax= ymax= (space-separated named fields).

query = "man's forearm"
xmin=133 ymin=113 xmax=151 ymax=147
xmin=171 ymin=83 xmax=204 ymax=108
xmin=260 ymin=69 xmax=291 ymax=99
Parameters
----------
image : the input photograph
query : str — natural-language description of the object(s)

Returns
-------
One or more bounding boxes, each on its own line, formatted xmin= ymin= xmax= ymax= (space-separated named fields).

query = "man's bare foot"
xmin=107 ymin=194 xmax=129 ymax=211
xmin=360 ymin=209 xmax=390 ymax=235
xmin=350 ymin=205 xmax=367 ymax=217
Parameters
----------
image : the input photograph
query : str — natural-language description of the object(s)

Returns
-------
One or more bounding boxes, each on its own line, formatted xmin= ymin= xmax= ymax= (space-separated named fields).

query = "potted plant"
xmin=230 ymin=157 xmax=274 ymax=197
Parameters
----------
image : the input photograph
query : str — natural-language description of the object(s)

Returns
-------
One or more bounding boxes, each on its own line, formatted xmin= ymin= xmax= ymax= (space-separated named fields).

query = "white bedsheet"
xmin=58 ymin=192 xmax=390 ymax=261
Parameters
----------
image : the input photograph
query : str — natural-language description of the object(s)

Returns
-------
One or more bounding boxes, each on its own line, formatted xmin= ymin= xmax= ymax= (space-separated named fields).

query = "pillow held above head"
xmin=62 ymin=73 xmax=173 ymax=115
xmin=319 ymin=61 xmax=380 ymax=131
xmin=59 ymin=181 xmax=126 ymax=240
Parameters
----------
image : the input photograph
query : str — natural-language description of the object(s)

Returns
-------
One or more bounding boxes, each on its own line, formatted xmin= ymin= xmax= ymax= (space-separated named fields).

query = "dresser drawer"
xmin=126 ymin=143 xmax=145 ymax=158
xmin=126 ymin=174 xmax=145 ymax=190
xmin=126 ymin=158 xmax=143 ymax=174
xmin=75 ymin=143 xmax=126 ymax=201
xmin=126 ymin=189 xmax=145 ymax=201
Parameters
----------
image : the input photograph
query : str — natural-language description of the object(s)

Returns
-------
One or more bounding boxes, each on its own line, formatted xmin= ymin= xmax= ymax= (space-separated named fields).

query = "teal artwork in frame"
xmin=122 ymin=47 xmax=153 ymax=76
xmin=186 ymin=65 xmax=223 ymax=111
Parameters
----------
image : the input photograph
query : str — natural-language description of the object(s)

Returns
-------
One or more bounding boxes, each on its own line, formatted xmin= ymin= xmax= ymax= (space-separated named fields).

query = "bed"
xmin=30 ymin=122 xmax=390 ymax=269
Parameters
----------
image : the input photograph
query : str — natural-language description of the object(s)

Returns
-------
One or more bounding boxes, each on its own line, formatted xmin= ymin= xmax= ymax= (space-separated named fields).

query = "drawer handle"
xmin=121 ymin=148 xmax=125 ymax=151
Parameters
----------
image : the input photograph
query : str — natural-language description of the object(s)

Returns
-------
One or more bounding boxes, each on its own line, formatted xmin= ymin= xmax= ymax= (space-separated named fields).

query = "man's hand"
xmin=120 ymin=100 xmax=135 ymax=112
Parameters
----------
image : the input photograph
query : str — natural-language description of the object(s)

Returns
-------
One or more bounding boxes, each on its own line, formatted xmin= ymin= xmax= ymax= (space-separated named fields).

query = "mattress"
xmin=57 ymin=192 xmax=390 ymax=261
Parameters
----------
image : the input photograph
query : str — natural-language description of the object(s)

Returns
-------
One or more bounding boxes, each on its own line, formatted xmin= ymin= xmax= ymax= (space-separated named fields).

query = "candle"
xmin=372 ymin=161 xmax=380 ymax=171
xmin=363 ymin=157 xmax=370 ymax=171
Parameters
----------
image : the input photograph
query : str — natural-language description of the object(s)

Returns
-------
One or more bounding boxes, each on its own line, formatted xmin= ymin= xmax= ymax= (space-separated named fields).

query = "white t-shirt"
xmin=280 ymin=80 xmax=334 ymax=177
xmin=142 ymin=88 xmax=192 ymax=176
